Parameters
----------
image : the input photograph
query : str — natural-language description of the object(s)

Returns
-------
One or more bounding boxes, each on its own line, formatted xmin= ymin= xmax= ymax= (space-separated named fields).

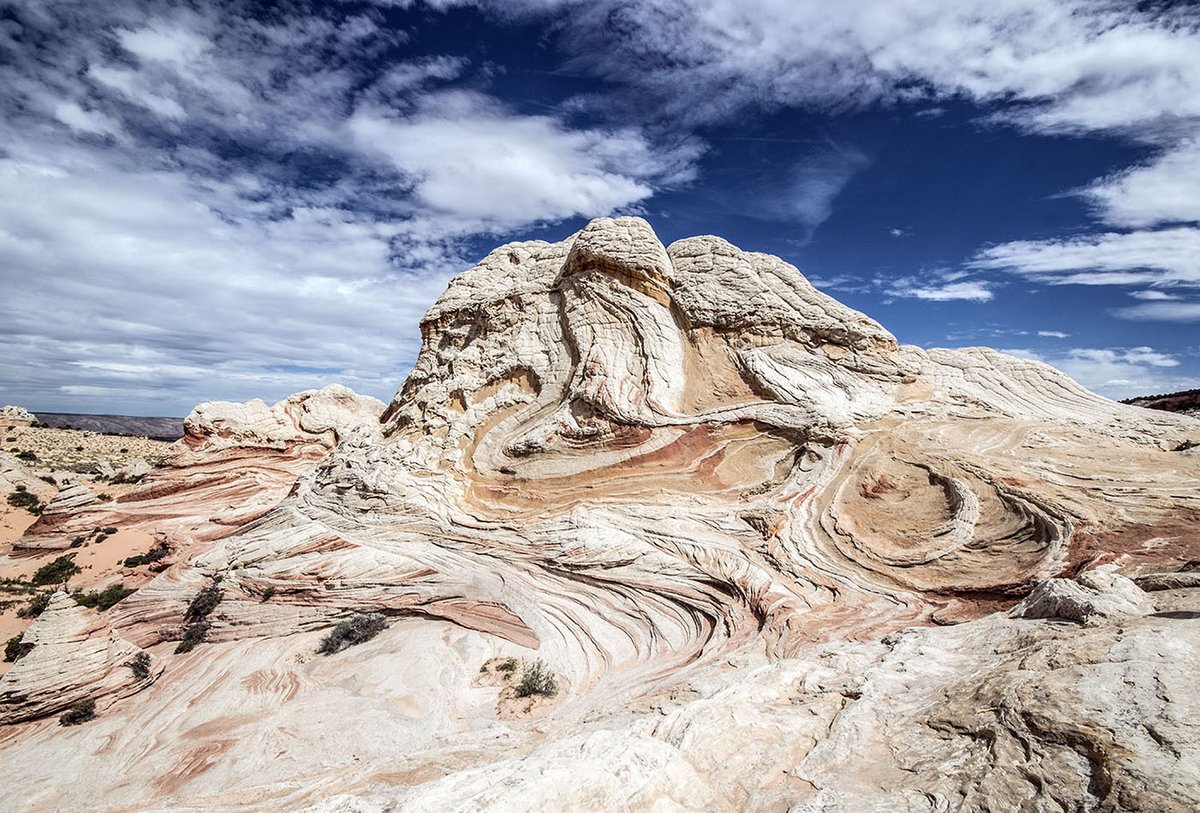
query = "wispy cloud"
xmin=1000 ymin=345 xmax=1196 ymax=399
xmin=968 ymin=228 xmax=1200 ymax=288
xmin=888 ymin=272 xmax=995 ymax=302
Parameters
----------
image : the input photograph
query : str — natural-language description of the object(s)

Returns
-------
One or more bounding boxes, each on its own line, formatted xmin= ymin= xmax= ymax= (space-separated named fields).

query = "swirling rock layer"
xmin=1 ymin=218 xmax=1197 ymax=811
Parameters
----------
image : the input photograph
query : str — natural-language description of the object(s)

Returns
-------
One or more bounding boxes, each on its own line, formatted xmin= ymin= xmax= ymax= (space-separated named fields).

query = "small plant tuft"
xmin=125 ymin=652 xmax=151 ymax=680
xmin=31 ymin=554 xmax=81 ymax=586
xmin=513 ymin=659 xmax=558 ymax=699
xmin=7 ymin=489 xmax=42 ymax=514
xmin=174 ymin=622 xmax=210 ymax=654
xmin=260 ymin=586 xmax=276 ymax=602
xmin=4 ymin=635 xmax=33 ymax=663
xmin=185 ymin=584 xmax=223 ymax=622
xmin=317 ymin=612 xmax=388 ymax=656
xmin=497 ymin=656 xmax=519 ymax=674
xmin=17 ymin=590 xmax=53 ymax=618
xmin=123 ymin=545 xmax=169 ymax=568
xmin=73 ymin=583 xmax=136 ymax=611
xmin=58 ymin=699 xmax=96 ymax=726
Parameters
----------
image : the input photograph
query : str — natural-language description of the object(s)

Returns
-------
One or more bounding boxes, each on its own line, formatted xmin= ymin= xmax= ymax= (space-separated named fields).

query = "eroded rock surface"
xmin=1 ymin=218 xmax=1197 ymax=811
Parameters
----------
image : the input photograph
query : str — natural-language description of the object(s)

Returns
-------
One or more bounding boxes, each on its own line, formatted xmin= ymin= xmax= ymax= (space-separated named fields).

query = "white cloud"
xmin=348 ymin=91 xmax=697 ymax=231
xmin=486 ymin=1 xmax=1200 ymax=136
xmin=1037 ymin=330 xmax=1069 ymax=338
xmin=53 ymin=102 xmax=122 ymax=137
xmin=1084 ymin=140 xmax=1200 ymax=228
xmin=1129 ymin=290 xmax=1180 ymax=301
xmin=1001 ymin=345 xmax=1197 ymax=399
xmin=1113 ymin=300 xmax=1200 ymax=322
xmin=969 ymin=227 xmax=1200 ymax=288
xmin=889 ymin=277 xmax=994 ymax=302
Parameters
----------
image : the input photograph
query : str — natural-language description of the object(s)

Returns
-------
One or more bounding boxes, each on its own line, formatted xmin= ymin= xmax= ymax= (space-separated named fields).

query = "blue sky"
xmin=2 ymin=0 xmax=1199 ymax=416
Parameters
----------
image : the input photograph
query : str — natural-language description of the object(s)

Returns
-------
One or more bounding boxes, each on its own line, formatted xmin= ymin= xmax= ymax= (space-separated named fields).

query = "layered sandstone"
xmin=0 ymin=218 xmax=1197 ymax=812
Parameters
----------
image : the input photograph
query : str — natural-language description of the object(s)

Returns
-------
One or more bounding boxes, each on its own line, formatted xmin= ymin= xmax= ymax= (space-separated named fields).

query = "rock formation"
xmin=0 ymin=218 xmax=1197 ymax=811
xmin=0 ymin=406 xmax=36 ymax=427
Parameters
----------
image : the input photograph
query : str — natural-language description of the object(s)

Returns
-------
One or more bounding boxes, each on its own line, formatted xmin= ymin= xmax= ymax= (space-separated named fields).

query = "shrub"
xmin=125 ymin=652 xmax=151 ymax=680
xmin=59 ymin=699 xmax=96 ymax=726
xmin=69 ymin=539 xmax=83 ymax=549
xmin=123 ymin=546 xmax=169 ymax=568
xmin=497 ymin=657 xmax=519 ymax=674
xmin=317 ymin=612 xmax=388 ymax=656
xmin=185 ymin=584 xmax=223 ymax=622
xmin=260 ymin=586 xmax=276 ymax=602
xmin=102 ymin=526 xmax=117 ymax=535
xmin=4 ymin=635 xmax=32 ymax=663
xmin=73 ymin=583 xmax=136 ymax=611
xmin=174 ymin=621 xmax=210 ymax=654
xmin=17 ymin=590 xmax=53 ymax=618
xmin=514 ymin=659 xmax=557 ymax=698
xmin=39 ymin=475 xmax=56 ymax=485
xmin=31 ymin=554 xmax=80 ymax=586
xmin=6 ymin=489 xmax=42 ymax=514
xmin=96 ymin=493 xmax=112 ymax=502
xmin=16 ymin=450 xmax=36 ymax=461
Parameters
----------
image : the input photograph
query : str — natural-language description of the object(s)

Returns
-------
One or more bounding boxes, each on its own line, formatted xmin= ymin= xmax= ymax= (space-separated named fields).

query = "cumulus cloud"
xmin=348 ymin=90 xmax=698 ymax=231
xmin=0 ymin=1 xmax=699 ymax=413
xmin=1084 ymin=140 xmax=1200 ymax=228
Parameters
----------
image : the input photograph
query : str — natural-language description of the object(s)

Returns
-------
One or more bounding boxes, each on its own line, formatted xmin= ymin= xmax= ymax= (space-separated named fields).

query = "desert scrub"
xmin=73 ymin=583 xmax=136 ymax=611
xmin=6 ymin=488 xmax=42 ymax=514
xmin=317 ymin=612 xmax=388 ymax=655
xmin=125 ymin=652 xmax=151 ymax=680
xmin=17 ymin=590 xmax=53 ymax=618
xmin=58 ymin=699 xmax=96 ymax=726
xmin=184 ymin=584 xmax=223 ymax=622
xmin=497 ymin=657 xmax=519 ymax=674
xmin=514 ymin=659 xmax=558 ymax=698
xmin=4 ymin=635 xmax=33 ymax=663
xmin=123 ymin=545 xmax=169 ymax=568
xmin=174 ymin=622 xmax=211 ymax=654
xmin=31 ymin=554 xmax=80 ymax=586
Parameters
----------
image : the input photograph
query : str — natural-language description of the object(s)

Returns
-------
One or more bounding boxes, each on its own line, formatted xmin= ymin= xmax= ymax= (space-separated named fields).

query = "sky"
xmin=2 ymin=0 xmax=1199 ymax=416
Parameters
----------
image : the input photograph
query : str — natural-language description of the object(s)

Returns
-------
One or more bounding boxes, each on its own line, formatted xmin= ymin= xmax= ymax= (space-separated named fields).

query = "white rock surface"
xmin=2 ymin=218 xmax=1198 ymax=811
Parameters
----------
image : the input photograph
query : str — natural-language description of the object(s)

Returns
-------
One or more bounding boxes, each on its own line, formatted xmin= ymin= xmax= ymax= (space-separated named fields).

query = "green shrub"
xmin=185 ymin=584 xmax=222 ymax=622
xmin=514 ymin=659 xmax=557 ymax=698
xmin=73 ymin=583 xmax=136 ymax=611
xmin=317 ymin=612 xmax=388 ymax=655
xmin=31 ymin=554 xmax=80 ymax=586
xmin=260 ymin=586 xmax=276 ymax=602
xmin=58 ymin=699 xmax=96 ymax=726
xmin=497 ymin=657 xmax=519 ymax=674
xmin=6 ymin=489 xmax=42 ymax=514
xmin=123 ymin=546 xmax=169 ymax=568
xmin=17 ymin=590 xmax=53 ymax=618
xmin=174 ymin=622 xmax=210 ymax=654
xmin=4 ymin=635 xmax=32 ymax=663
xmin=125 ymin=652 xmax=151 ymax=680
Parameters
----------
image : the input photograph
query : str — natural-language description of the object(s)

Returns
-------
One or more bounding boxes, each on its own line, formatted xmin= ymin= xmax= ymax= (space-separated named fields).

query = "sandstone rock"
xmin=1011 ymin=565 xmax=1156 ymax=624
xmin=0 ymin=405 xmax=36 ymax=426
xmin=182 ymin=384 xmax=385 ymax=454
xmin=1 ymin=218 xmax=1197 ymax=811
xmin=0 ymin=592 xmax=158 ymax=724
